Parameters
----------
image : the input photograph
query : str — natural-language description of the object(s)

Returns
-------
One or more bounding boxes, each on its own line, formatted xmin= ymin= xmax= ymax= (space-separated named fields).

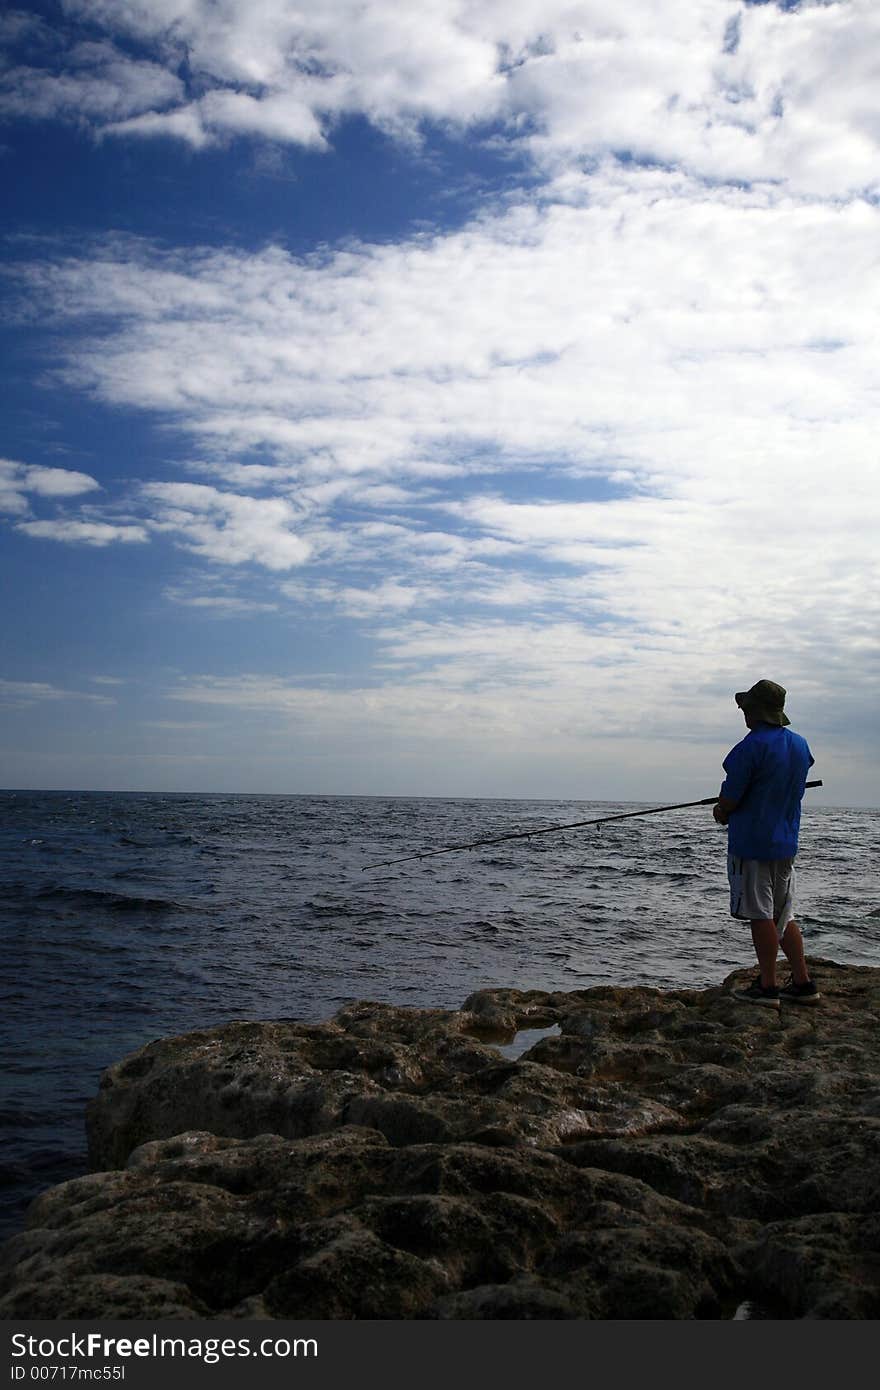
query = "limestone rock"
xmin=3 ymin=957 xmax=880 ymax=1319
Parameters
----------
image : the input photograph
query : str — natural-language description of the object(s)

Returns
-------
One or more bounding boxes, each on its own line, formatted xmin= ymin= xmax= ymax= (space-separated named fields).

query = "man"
xmin=713 ymin=679 xmax=820 ymax=1008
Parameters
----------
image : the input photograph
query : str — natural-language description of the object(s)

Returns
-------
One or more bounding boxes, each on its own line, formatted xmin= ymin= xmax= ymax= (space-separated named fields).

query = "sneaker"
xmin=732 ymin=978 xmax=780 ymax=1009
xmin=779 ymin=979 xmax=821 ymax=1005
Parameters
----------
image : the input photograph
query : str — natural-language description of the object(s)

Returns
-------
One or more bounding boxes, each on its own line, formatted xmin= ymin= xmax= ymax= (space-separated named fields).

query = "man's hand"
xmin=713 ymin=794 xmax=738 ymax=825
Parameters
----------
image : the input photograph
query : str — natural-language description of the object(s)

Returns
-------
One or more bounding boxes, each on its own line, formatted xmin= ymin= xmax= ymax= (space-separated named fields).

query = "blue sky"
xmin=1 ymin=0 xmax=878 ymax=802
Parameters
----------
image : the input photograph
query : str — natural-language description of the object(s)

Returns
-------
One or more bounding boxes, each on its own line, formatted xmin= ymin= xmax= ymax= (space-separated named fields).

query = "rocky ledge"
xmin=2 ymin=958 xmax=880 ymax=1320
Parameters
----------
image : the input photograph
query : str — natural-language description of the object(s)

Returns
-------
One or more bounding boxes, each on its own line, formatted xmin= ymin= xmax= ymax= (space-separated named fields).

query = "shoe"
xmin=732 ymin=978 xmax=780 ymax=1009
xmin=779 ymin=979 xmax=821 ymax=1005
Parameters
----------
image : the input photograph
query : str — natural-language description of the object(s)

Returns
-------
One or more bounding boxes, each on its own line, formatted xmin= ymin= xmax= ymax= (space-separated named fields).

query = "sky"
xmin=1 ymin=0 xmax=878 ymax=803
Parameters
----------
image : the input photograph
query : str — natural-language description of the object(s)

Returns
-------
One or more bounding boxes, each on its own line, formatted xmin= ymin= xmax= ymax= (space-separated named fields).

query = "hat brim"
xmin=735 ymin=692 xmax=790 ymax=726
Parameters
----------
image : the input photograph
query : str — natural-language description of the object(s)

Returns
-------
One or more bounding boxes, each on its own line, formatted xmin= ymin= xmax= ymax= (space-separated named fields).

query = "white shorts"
xmin=727 ymin=855 xmax=796 ymax=940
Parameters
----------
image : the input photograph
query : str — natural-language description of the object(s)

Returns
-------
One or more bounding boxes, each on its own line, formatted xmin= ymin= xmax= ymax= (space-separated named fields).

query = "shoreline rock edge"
xmin=2 ymin=958 xmax=879 ymax=1319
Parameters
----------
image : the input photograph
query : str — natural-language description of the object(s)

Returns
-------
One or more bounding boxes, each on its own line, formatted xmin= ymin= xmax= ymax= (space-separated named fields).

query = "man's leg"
xmin=750 ymin=919 xmax=779 ymax=988
xmin=780 ymin=920 xmax=810 ymax=985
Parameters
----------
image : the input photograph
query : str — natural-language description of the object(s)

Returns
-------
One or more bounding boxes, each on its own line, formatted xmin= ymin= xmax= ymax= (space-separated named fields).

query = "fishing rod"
xmin=361 ymin=779 xmax=824 ymax=872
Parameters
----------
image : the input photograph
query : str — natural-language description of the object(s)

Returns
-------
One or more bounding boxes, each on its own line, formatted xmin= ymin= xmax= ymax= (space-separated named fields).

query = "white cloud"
xmin=15 ymin=519 xmax=148 ymax=545
xmin=0 ymin=3 xmax=876 ymax=196
xmin=0 ymin=458 xmax=99 ymax=515
xmin=0 ymin=41 xmax=184 ymax=123
xmin=142 ymin=482 xmax=312 ymax=569
xmin=165 ymin=671 xmax=541 ymax=747
xmin=0 ymin=11 xmax=53 ymax=47
xmin=158 ymin=653 xmax=726 ymax=803
xmin=23 ymin=185 xmax=880 ymax=510
xmin=109 ymin=87 xmax=327 ymax=149
xmin=13 ymin=161 xmax=880 ymax=758
xmin=0 ymin=678 xmax=115 ymax=706
xmin=65 ymin=0 xmax=502 ymax=145
xmin=0 ymin=679 xmax=68 ymax=704
xmin=20 ymin=464 xmax=102 ymax=498
xmin=139 ymin=720 xmax=222 ymax=731
xmin=104 ymin=104 xmax=211 ymax=148
xmin=500 ymin=0 xmax=880 ymax=195
xmin=0 ymin=460 xmax=149 ymax=551
xmin=163 ymin=585 xmax=280 ymax=615
xmin=283 ymin=577 xmax=433 ymax=619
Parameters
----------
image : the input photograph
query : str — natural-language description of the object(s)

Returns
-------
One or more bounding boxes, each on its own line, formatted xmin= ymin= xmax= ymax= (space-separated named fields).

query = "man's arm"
xmin=716 ymin=736 xmax=753 ymax=824
xmin=713 ymin=794 xmax=738 ymax=825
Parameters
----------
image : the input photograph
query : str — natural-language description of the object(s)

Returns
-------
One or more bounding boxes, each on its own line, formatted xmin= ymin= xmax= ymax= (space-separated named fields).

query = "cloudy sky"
xmin=1 ymin=0 xmax=877 ymax=801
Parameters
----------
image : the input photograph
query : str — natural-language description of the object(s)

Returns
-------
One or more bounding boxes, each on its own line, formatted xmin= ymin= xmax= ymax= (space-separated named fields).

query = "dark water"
xmin=1 ymin=790 xmax=877 ymax=1239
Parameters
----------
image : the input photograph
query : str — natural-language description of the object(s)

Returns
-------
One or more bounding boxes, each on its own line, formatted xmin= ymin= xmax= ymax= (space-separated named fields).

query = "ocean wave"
xmin=32 ymin=886 xmax=184 ymax=913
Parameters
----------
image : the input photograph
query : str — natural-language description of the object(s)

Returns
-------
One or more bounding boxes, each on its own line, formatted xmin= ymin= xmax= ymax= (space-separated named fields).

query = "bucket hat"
xmin=734 ymin=679 xmax=790 ymax=726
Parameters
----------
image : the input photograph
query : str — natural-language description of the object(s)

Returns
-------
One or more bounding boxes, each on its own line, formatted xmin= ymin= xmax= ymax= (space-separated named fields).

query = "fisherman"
xmin=713 ymin=679 xmax=820 ymax=1008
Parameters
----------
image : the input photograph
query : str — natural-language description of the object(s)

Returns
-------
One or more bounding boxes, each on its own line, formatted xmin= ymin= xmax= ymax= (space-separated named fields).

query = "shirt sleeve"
xmin=720 ymin=737 xmax=755 ymax=803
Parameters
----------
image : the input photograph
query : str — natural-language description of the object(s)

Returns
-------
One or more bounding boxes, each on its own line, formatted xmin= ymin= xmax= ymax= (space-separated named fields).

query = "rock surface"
xmin=2 ymin=958 xmax=880 ymax=1319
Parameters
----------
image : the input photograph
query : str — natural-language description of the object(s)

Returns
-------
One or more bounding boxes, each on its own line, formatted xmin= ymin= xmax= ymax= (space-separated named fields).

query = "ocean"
xmin=1 ymin=789 xmax=877 ymax=1241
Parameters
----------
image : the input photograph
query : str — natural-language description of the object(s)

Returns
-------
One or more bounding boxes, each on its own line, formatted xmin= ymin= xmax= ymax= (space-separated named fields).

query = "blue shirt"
xmin=721 ymin=724 xmax=815 ymax=860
